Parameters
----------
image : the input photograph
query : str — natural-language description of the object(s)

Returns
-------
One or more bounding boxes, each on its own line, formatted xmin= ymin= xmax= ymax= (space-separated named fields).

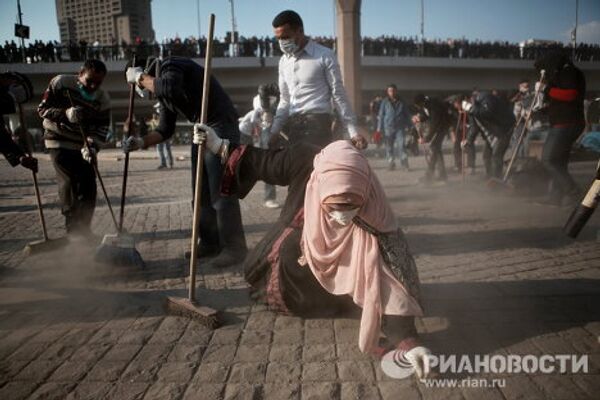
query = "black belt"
xmin=284 ymin=113 xmax=332 ymax=135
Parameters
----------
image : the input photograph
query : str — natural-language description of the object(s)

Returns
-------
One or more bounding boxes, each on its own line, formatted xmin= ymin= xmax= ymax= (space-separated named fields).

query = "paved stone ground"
xmin=0 ymin=145 xmax=599 ymax=400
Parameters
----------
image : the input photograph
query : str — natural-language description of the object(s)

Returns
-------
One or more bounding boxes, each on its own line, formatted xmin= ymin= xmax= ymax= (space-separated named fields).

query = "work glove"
xmin=65 ymin=106 xmax=84 ymax=124
xmin=534 ymin=81 xmax=545 ymax=93
xmin=122 ymin=136 xmax=145 ymax=153
xmin=19 ymin=155 xmax=38 ymax=173
xmin=461 ymin=100 xmax=473 ymax=113
xmin=404 ymin=346 xmax=432 ymax=380
xmin=126 ymin=66 xmax=144 ymax=86
xmin=193 ymin=123 xmax=223 ymax=154
xmin=81 ymin=145 xmax=97 ymax=163
xmin=8 ymin=84 xmax=28 ymax=104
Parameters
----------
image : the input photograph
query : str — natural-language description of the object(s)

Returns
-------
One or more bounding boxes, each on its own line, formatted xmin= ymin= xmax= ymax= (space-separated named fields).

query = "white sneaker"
xmin=264 ymin=200 xmax=281 ymax=209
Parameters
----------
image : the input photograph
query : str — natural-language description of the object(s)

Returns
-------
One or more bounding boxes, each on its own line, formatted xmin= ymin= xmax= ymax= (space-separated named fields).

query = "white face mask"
xmin=135 ymin=85 xmax=149 ymax=98
xmin=279 ymin=38 xmax=299 ymax=55
xmin=328 ymin=208 xmax=359 ymax=226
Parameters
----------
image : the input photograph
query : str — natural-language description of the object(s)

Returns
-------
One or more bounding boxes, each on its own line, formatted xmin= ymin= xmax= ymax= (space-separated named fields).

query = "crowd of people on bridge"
xmin=2 ymin=34 xmax=598 ymax=64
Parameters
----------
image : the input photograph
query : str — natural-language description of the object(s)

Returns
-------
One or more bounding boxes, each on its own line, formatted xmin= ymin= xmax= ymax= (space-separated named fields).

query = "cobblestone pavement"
xmin=0 ymin=146 xmax=599 ymax=400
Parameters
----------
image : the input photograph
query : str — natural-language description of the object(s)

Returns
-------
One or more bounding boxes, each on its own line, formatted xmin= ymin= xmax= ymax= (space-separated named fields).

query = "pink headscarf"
xmin=301 ymin=140 xmax=423 ymax=353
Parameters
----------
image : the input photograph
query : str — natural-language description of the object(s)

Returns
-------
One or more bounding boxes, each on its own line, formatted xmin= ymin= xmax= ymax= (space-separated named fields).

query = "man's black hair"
xmin=82 ymin=59 xmax=107 ymax=75
xmin=387 ymin=83 xmax=397 ymax=90
xmin=272 ymin=10 xmax=303 ymax=30
xmin=519 ymin=78 xmax=529 ymax=84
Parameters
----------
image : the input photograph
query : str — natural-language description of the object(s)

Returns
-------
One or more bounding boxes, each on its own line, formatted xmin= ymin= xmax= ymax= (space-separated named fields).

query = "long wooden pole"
xmin=189 ymin=13 xmax=215 ymax=302
xmin=18 ymin=104 xmax=48 ymax=240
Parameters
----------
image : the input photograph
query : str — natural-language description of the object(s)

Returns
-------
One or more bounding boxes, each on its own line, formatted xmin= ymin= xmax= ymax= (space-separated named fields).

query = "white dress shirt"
xmin=271 ymin=39 xmax=358 ymax=137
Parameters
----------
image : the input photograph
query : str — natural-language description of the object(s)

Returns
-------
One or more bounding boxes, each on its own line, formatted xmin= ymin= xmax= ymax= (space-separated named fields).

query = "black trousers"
xmin=191 ymin=143 xmax=247 ymax=253
xmin=285 ymin=113 xmax=333 ymax=148
xmin=425 ymin=139 xmax=447 ymax=180
xmin=49 ymin=148 xmax=96 ymax=233
xmin=482 ymin=135 xmax=510 ymax=179
xmin=541 ymin=124 xmax=584 ymax=199
xmin=453 ymin=137 xmax=475 ymax=170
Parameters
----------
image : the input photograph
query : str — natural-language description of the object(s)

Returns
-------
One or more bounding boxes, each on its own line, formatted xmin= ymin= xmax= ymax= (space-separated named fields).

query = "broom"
xmin=65 ymin=90 xmax=143 ymax=268
xmin=164 ymin=13 xmax=219 ymax=329
xmin=18 ymin=104 xmax=69 ymax=255
xmin=94 ymin=59 xmax=145 ymax=268
xmin=487 ymin=69 xmax=546 ymax=191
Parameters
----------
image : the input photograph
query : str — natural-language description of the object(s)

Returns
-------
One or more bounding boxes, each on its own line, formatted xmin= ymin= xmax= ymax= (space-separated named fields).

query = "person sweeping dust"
xmin=38 ymin=59 xmax=110 ymax=237
xmin=194 ymin=126 xmax=432 ymax=379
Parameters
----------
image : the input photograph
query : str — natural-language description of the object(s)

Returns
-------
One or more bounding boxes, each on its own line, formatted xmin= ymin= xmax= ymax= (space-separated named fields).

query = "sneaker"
xmin=388 ymin=162 xmax=396 ymax=171
xmin=157 ymin=165 xmax=166 ymax=170
xmin=264 ymin=200 xmax=281 ymax=209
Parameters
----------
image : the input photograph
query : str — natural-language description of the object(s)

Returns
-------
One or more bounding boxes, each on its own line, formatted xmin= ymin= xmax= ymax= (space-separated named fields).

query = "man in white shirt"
xmin=270 ymin=10 xmax=366 ymax=149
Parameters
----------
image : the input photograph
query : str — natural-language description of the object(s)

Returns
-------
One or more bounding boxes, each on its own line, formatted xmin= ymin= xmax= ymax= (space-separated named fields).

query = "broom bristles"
xmin=94 ymin=233 xmax=145 ymax=268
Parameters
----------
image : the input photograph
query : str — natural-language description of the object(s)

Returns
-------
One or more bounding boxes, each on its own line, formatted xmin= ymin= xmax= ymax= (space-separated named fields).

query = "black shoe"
xmin=184 ymin=244 xmax=221 ymax=259
xmin=208 ymin=249 xmax=247 ymax=269
xmin=388 ymin=162 xmax=396 ymax=171
xmin=157 ymin=165 xmax=166 ymax=170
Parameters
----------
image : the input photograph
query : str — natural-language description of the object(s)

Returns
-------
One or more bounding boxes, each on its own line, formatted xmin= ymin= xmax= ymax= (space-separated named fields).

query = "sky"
xmin=0 ymin=0 xmax=599 ymax=45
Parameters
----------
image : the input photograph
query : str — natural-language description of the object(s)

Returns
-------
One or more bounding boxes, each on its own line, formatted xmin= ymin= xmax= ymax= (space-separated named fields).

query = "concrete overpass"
xmin=3 ymin=57 xmax=600 ymax=131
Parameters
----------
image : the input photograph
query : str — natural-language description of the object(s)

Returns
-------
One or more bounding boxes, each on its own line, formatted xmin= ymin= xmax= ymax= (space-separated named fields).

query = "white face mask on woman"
xmin=279 ymin=38 xmax=299 ymax=55
xmin=328 ymin=208 xmax=359 ymax=226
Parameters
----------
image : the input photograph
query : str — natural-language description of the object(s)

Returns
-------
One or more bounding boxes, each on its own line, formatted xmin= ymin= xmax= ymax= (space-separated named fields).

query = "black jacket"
xmin=154 ymin=56 xmax=240 ymax=142
xmin=535 ymin=53 xmax=586 ymax=126
xmin=417 ymin=96 xmax=452 ymax=143
xmin=468 ymin=92 xmax=515 ymax=141
xmin=547 ymin=64 xmax=585 ymax=126
xmin=0 ymin=86 xmax=25 ymax=166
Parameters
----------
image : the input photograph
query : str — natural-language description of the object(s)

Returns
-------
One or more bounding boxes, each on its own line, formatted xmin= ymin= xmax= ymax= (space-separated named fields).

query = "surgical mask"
xmin=77 ymin=82 xmax=96 ymax=101
xmin=135 ymin=85 xmax=149 ymax=98
xmin=328 ymin=208 xmax=359 ymax=226
xmin=279 ymin=38 xmax=299 ymax=55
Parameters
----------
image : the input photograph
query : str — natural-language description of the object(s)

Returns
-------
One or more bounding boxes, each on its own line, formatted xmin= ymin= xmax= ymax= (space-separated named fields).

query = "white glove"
xmin=81 ymin=146 xmax=96 ymax=163
xmin=404 ymin=346 xmax=432 ymax=380
xmin=122 ymin=136 xmax=144 ymax=153
xmin=461 ymin=100 xmax=473 ymax=113
xmin=460 ymin=139 xmax=471 ymax=149
xmin=193 ymin=123 xmax=223 ymax=154
xmin=535 ymin=81 xmax=545 ymax=93
xmin=8 ymin=84 xmax=28 ymax=104
xmin=126 ymin=67 xmax=144 ymax=85
xmin=65 ymin=106 xmax=84 ymax=124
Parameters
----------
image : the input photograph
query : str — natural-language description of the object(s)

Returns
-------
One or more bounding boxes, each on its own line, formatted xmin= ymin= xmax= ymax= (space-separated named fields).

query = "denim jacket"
xmin=377 ymin=97 xmax=411 ymax=136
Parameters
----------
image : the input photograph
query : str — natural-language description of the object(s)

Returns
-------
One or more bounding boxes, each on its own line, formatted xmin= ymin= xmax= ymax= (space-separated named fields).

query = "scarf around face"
xmin=301 ymin=140 xmax=423 ymax=353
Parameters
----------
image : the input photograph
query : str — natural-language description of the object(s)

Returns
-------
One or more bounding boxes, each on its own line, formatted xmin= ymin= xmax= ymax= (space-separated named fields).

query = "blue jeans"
xmin=385 ymin=129 xmax=406 ymax=164
xmin=259 ymin=127 xmax=276 ymax=201
xmin=157 ymin=140 xmax=173 ymax=167
xmin=541 ymin=124 xmax=584 ymax=199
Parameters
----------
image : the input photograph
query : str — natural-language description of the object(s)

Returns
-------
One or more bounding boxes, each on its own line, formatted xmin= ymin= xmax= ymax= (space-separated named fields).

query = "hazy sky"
xmin=1 ymin=0 xmax=599 ymax=44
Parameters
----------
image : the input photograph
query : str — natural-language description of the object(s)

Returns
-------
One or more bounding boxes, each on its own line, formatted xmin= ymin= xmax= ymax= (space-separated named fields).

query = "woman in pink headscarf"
xmin=196 ymin=125 xmax=430 ymax=377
